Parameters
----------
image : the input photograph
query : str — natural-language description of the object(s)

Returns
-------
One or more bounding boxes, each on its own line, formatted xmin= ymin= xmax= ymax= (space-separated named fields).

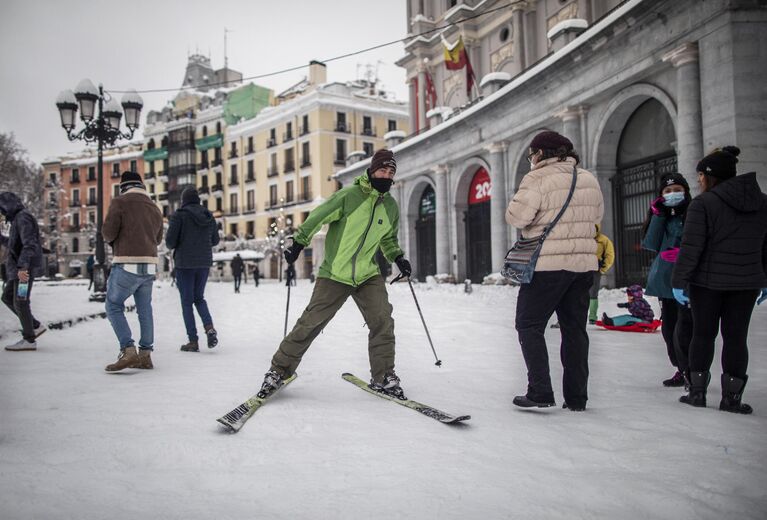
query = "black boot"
xmin=513 ymin=395 xmax=555 ymax=408
xmin=719 ymin=374 xmax=753 ymax=415
xmin=679 ymin=371 xmax=709 ymax=408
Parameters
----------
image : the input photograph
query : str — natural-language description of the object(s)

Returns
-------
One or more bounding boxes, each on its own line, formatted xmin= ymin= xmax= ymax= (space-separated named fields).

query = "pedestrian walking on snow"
xmin=231 ymin=253 xmax=244 ymax=293
xmin=0 ymin=192 xmax=46 ymax=351
xmin=506 ymin=131 xmax=604 ymax=412
xmin=166 ymin=187 xmax=220 ymax=352
xmin=102 ymin=172 xmax=163 ymax=371
xmin=256 ymin=149 xmax=412 ymax=400
xmin=672 ymin=146 xmax=767 ymax=414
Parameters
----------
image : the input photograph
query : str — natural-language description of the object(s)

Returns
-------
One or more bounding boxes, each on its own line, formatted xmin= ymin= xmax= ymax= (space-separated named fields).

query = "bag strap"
xmin=542 ymin=164 xmax=578 ymax=238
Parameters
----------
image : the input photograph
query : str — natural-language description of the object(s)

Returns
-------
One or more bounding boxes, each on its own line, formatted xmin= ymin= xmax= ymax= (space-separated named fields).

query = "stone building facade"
xmin=338 ymin=0 xmax=767 ymax=287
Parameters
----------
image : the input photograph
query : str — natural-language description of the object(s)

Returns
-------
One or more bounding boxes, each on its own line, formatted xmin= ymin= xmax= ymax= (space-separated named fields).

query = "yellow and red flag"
xmin=443 ymin=35 xmax=468 ymax=70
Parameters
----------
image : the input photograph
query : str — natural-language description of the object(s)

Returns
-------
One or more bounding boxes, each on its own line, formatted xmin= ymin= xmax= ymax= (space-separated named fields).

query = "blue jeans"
xmin=105 ymin=265 xmax=155 ymax=350
xmin=176 ymin=267 xmax=213 ymax=341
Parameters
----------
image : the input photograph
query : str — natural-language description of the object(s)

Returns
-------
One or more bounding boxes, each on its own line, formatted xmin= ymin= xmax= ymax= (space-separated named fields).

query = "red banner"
xmin=468 ymin=167 xmax=491 ymax=205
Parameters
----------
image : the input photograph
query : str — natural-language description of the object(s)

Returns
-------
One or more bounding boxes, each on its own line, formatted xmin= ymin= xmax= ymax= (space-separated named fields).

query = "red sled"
xmin=595 ymin=319 xmax=662 ymax=333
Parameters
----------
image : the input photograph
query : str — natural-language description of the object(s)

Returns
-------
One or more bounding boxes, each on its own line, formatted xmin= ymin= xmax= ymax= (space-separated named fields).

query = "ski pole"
xmin=405 ymin=277 xmax=442 ymax=367
xmin=284 ymin=281 xmax=291 ymax=338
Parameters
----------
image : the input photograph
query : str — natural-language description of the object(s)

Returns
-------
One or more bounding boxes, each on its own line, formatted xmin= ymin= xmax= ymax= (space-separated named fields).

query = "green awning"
xmin=143 ymin=147 xmax=168 ymax=161
xmin=195 ymin=134 xmax=223 ymax=151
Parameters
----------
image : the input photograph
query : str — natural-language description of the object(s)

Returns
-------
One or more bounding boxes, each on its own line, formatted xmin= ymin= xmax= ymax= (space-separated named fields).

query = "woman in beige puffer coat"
xmin=505 ymin=130 xmax=604 ymax=412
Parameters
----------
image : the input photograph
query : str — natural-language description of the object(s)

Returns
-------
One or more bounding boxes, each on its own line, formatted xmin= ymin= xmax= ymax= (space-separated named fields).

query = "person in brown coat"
xmin=101 ymin=171 xmax=164 ymax=372
xmin=506 ymin=131 xmax=604 ymax=411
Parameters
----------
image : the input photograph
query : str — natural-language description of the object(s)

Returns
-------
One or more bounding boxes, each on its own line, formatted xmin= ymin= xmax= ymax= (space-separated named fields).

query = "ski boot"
xmin=370 ymin=371 xmax=407 ymax=400
xmin=257 ymin=370 xmax=284 ymax=399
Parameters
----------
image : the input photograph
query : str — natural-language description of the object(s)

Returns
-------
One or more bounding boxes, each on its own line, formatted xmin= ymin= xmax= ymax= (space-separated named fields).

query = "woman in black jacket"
xmin=672 ymin=147 xmax=767 ymax=414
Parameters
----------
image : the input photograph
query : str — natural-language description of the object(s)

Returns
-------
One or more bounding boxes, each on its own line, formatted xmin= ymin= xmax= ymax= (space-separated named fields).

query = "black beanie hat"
xmin=529 ymin=131 xmax=573 ymax=152
xmin=181 ymin=187 xmax=200 ymax=206
xmin=658 ymin=172 xmax=690 ymax=195
xmin=369 ymin=149 xmax=397 ymax=176
xmin=119 ymin=171 xmax=144 ymax=193
xmin=696 ymin=146 xmax=740 ymax=180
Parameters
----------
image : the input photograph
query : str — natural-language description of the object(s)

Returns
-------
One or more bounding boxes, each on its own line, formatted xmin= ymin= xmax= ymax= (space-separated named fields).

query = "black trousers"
xmin=233 ymin=274 xmax=242 ymax=292
xmin=2 ymin=278 xmax=41 ymax=342
xmin=659 ymin=298 xmax=693 ymax=373
xmin=515 ymin=271 xmax=593 ymax=407
xmin=688 ymin=285 xmax=759 ymax=378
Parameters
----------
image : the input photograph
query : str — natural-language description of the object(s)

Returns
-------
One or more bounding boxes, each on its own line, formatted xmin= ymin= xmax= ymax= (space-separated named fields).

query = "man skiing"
xmin=256 ymin=149 xmax=411 ymax=399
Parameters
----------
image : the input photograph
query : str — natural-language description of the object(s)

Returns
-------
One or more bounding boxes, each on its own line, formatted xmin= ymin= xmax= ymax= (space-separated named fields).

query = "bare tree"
xmin=0 ymin=133 xmax=44 ymax=216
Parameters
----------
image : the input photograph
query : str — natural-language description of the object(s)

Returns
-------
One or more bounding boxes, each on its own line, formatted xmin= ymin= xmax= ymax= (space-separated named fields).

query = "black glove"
xmin=283 ymin=242 xmax=304 ymax=264
xmin=395 ymin=255 xmax=411 ymax=278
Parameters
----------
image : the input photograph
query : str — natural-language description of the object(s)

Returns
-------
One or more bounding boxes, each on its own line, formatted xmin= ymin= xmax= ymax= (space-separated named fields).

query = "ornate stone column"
xmin=416 ymin=66 xmax=427 ymax=133
xmin=663 ymin=42 xmax=703 ymax=192
xmin=511 ymin=3 xmax=526 ymax=73
xmin=433 ymin=164 xmax=450 ymax=275
xmin=391 ymin=181 xmax=409 ymax=260
xmin=486 ymin=142 xmax=509 ymax=270
xmin=523 ymin=3 xmax=538 ymax=69
xmin=556 ymin=105 xmax=589 ymax=167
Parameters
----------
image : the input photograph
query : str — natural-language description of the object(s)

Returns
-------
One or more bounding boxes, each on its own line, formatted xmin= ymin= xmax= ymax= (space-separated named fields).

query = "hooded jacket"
xmin=642 ymin=210 xmax=686 ymax=299
xmin=0 ymin=192 xmax=43 ymax=280
xmin=672 ymin=172 xmax=767 ymax=291
xmin=595 ymin=224 xmax=614 ymax=274
xmin=293 ymin=173 xmax=403 ymax=286
xmin=506 ymin=157 xmax=604 ymax=272
xmin=165 ymin=202 xmax=220 ymax=269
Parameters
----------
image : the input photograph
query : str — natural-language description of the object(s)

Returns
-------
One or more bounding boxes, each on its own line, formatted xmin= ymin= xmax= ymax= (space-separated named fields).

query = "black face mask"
xmin=370 ymin=177 xmax=394 ymax=194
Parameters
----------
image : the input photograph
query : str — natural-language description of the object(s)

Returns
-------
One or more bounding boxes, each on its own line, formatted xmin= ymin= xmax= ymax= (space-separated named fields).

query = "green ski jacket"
xmin=293 ymin=173 xmax=403 ymax=286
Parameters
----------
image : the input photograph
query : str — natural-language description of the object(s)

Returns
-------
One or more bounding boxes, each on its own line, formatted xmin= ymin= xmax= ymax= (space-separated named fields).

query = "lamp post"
xmin=55 ymin=80 xmax=143 ymax=301
xmin=268 ymin=199 xmax=294 ymax=282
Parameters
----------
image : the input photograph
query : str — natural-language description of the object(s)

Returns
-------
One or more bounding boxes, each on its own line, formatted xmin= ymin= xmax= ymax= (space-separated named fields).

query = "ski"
xmin=217 ymin=373 xmax=297 ymax=433
xmin=342 ymin=373 xmax=470 ymax=424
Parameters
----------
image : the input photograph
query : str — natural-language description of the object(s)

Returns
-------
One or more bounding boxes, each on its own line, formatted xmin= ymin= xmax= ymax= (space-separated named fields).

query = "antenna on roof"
xmin=224 ymin=27 xmax=232 ymax=69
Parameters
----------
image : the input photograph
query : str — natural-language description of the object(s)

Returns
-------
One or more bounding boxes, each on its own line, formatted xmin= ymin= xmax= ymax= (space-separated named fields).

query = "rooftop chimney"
xmin=309 ymin=60 xmax=327 ymax=86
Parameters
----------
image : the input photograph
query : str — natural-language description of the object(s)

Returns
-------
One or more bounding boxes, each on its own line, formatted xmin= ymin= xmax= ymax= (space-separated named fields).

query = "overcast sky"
xmin=0 ymin=0 xmax=408 ymax=164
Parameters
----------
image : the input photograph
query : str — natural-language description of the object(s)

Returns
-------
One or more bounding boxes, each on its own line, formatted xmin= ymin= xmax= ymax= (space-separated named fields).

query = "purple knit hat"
xmin=627 ymin=284 xmax=644 ymax=298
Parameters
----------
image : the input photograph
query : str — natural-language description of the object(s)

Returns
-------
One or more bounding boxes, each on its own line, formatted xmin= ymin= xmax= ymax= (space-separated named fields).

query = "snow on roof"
xmin=337 ymin=0 xmax=646 ymax=179
xmin=547 ymin=18 xmax=589 ymax=40
xmin=426 ymin=106 xmax=454 ymax=119
xmin=383 ymin=130 xmax=406 ymax=140
xmin=479 ymin=72 xmax=512 ymax=88
xmin=212 ymin=250 xmax=264 ymax=261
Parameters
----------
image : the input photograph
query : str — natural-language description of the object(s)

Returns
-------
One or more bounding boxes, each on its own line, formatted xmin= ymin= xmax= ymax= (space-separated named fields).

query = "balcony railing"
xmin=197 ymin=162 xmax=209 ymax=170
xmin=87 ymin=175 xmax=97 ymax=182
xmin=299 ymin=190 xmax=313 ymax=202
xmin=211 ymin=184 xmax=224 ymax=193
xmin=86 ymin=198 xmax=97 ymax=207
xmin=267 ymin=138 xmax=277 ymax=148
xmin=284 ymin=163 xmax=295 ymax=173
xmin=283 ymin=132 xmax=293 ymax=142
xmin=245 ymin=174 xmax=256 ymax=183
xmin=69 ymin=201 xmax=81 ymax=208
xmin=111 ymin=171 xmax=121 ymax=178
xmin=228 ymin=150 xmax=238 ymax=159
xmin=267 ymin=167 xmax=279 ymax=178
xmin=157 ymin=171 xmax=168 ymax=180
xmin=299 ymin=125 xmax=309 ymax=136
xmin=198 ymin=186 xmax=210 ymax=194
xmin=70 ymin=177 xmax=80 ymax=184
xmin=211 ymin=158 xmax=222 ymax=168
xmin=145 ymin=171 xmax=155 ymax=179
xmin=362 ymin=127 xmax=376 ymax=137
xmin=246 ymin=146 xmax=254 ymax=155
xmin=335 ymin=122 xmax=349 ymax=132
xmin=300 ymin=156 xmax=311 ymax=167
xmin=229 ymin=177 xmax=239 ymax=186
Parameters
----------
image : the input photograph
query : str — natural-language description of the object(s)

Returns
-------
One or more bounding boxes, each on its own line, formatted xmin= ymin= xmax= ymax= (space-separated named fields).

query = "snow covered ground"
xmin=1 ymin=278 xmax=765 ymax=520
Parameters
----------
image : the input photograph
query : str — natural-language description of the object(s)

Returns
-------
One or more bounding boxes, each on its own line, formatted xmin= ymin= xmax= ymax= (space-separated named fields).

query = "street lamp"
xmin=56 ymin=80 xmax=143 ymax=301
xmin=268 ymin=199 xmax=294 ymax=282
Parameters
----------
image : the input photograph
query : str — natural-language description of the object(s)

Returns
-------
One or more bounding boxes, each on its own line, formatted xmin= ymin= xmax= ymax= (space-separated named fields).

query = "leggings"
xmin=688 ymin=285 xmax=759 ymax=378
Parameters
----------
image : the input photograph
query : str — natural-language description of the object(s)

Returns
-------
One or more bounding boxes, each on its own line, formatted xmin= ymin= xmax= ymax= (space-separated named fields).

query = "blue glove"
xmin=672 ymin=288 xmax=689 ymax=306
xmin=758 ymin=288 xmax=767 ymax=306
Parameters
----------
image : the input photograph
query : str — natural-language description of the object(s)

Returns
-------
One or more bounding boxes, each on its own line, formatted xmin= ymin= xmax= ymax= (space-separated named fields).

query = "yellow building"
xmin=225 ymin=61 xmax=410 ymax=278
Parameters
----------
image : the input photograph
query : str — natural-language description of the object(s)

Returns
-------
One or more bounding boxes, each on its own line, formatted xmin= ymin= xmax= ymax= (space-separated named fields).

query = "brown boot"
xmin=137 ymin=348 xmax=153 ymax=369
xmin=180 ymin=340 xmax=199 ymax=352
xmin=105 ymin=345 xmax=140 ymax=372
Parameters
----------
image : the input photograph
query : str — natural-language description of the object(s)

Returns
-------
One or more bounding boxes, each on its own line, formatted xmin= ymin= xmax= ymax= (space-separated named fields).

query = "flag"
xmin=424 ymin=69 xmax=438 ymax=111
xmin=465 ymin=53 xmax=476 ymax=97
xmin=443 ymin=35 xmax=468 ymax=70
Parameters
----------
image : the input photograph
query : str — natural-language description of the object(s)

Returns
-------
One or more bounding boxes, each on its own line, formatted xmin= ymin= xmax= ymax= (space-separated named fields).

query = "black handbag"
xmin=501 ymin=165 xmax=578 ymax=284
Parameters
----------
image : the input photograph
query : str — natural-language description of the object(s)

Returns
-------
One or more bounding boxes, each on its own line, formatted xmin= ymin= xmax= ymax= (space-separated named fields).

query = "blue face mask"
xmin=663 ymin=192 xmax=686 ymax=207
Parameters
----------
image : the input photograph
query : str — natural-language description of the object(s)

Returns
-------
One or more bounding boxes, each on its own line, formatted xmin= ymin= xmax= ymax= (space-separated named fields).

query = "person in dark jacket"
xmin=0 ymin=192 xmax=45 ymax=351
xmin=641 ymin=172 xmax=694 ymax=387
xmin=231 ymin=253 xmax=244 ymax=293
xmin=166 ymin=187 xmax=220 ymax=351
xmin=672 ymin=146 xmax=767 ymax=415
xmin=252 ymin=263 xmax=260 ymax=287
